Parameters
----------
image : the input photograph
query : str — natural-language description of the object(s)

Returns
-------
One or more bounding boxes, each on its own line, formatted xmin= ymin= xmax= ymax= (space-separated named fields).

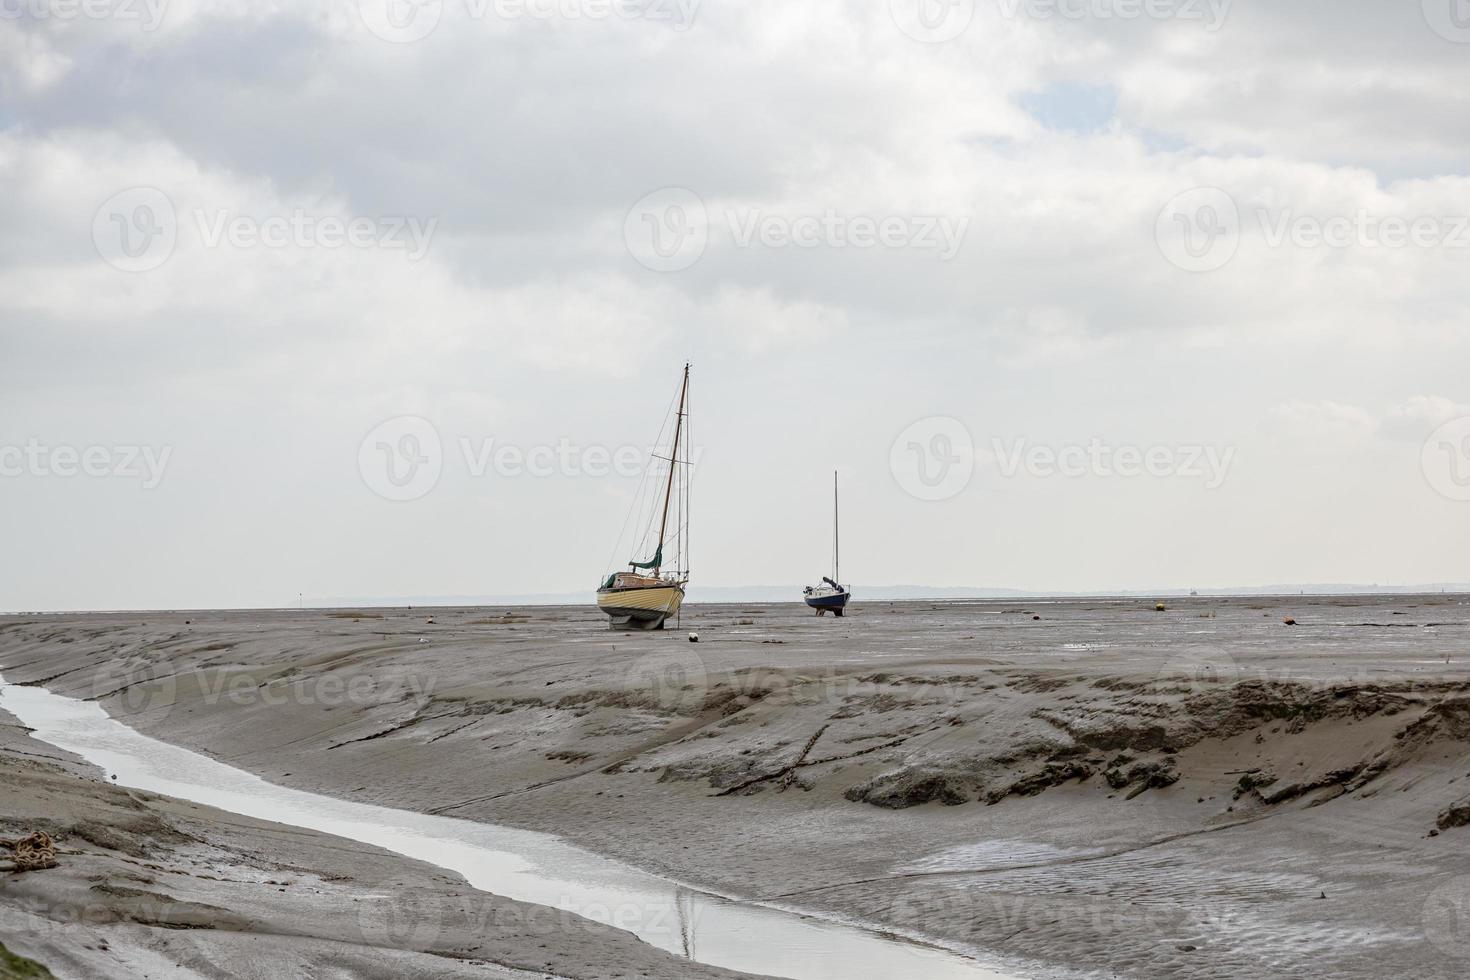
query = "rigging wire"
xmin=601 ymin=374 xmax=686 ymax=577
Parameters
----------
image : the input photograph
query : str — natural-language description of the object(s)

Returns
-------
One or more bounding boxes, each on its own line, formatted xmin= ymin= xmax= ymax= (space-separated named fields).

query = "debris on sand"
xmin=1104 ymin=759 xmax=1180 ymax=799
xmin=1283 ymin=617 xmax=1296 ymax=626
xmin=1156 ymin=603 xmax=1167 ymax=612
xmin=984 ymin=761 xmax=1095 ymax=804
xmin=845 ymin=770 xmax=973 ymax=808
xmin=1437 ymin=797 xmax=1470 ymax=832
xmin=1233 ymin=770 xmax=1278 ymax=800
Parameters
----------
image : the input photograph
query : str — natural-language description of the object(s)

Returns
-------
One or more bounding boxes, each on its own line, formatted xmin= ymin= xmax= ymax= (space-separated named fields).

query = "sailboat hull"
xmin=804 ymin=590 xmax=850 ymax=614
xmin=596 ymin=584 xmax=685 ymax=629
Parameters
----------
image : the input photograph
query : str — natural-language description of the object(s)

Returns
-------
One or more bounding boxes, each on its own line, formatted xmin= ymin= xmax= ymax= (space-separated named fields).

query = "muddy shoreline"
xmin=4 ymin=596 xmax=1470 ymax=978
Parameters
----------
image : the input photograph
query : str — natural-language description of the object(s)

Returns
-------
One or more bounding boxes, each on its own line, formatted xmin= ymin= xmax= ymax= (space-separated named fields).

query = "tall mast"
xmin=655 ymin=363 xmax=690 ymax=576
xmin=833 ymin=470 xmax=839 ymax=583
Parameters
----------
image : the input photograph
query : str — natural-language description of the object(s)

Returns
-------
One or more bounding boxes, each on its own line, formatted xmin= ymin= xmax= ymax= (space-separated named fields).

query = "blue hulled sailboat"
xmin=803 ymin=471 xmax=850 ymax=616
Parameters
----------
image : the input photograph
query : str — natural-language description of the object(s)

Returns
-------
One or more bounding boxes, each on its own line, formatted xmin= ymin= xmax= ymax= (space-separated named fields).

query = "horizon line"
xmin=6 ymin=582 xmax=1470 ymax=616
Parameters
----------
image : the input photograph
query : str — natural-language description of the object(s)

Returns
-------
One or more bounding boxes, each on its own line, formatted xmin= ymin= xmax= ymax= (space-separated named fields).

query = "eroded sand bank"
xmin=3 ymin=596 xmax=1470 ymax=978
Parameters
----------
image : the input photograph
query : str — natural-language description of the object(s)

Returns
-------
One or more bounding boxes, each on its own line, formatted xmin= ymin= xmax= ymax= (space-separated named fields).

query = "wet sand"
xmin=3 ymin=595 xmax=1470 ymax=978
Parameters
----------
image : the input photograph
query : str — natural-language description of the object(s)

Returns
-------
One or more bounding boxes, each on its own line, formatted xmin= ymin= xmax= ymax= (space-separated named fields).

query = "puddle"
xmin=0 ymin=675 xmax=1020 ymax=980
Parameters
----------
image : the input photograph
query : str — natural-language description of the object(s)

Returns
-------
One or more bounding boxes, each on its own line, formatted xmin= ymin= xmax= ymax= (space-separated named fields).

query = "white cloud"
xmin=0 ymin=24 xmax=72 ymax=93
xmin=1266 ymin=400 xmax=1380 ymax=441
xmin=1382 ymin=396 xmax=1470 ymax=441
xmin=1268 ymin=397 xmax=1470 ymax=445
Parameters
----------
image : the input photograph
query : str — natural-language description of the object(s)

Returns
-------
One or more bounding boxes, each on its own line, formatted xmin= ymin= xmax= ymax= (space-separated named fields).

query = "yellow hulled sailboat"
xmin=596 ymin=364 xmax=691 ymax=630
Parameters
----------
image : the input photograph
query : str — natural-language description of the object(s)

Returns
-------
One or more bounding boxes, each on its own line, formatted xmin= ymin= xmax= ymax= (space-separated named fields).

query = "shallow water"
xmin=0 ymin=675 xmax=1018 ymax=980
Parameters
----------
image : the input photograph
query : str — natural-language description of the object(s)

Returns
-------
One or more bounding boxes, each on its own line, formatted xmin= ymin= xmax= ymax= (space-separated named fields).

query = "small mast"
xmin=832 ymin=470 xmax=839 ymax=584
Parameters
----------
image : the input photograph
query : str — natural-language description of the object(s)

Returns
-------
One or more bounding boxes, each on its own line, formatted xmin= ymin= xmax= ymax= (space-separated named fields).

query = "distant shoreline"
xmin=5 ymin=586 xmax=1469 ymax=616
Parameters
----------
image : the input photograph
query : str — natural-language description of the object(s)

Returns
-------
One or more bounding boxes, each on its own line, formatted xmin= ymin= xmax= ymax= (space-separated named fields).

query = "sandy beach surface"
xmin=4 ymin=595 xmax=1470 ymax=979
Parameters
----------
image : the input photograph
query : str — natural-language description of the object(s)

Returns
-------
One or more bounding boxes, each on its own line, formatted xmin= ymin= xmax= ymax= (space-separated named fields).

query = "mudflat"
xmin=0 ymin=704 xmax=755 ymax=980
xmin=3 ymin=595 xmax=1470 ymax=979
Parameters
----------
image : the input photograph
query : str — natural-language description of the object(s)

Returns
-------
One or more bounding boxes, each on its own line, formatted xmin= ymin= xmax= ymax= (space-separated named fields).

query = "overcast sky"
xmin=3 ymin=0 xmax=1470 ymax=611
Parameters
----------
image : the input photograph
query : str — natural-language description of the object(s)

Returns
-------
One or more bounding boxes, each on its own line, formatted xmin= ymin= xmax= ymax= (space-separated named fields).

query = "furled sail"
xmin=628 ymin=545 xmax=663 ymax=571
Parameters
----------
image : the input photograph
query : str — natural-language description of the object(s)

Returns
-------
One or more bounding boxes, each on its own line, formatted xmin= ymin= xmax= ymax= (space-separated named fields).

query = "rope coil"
xmin=1 ymin=831 xmax=58 ymax=872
